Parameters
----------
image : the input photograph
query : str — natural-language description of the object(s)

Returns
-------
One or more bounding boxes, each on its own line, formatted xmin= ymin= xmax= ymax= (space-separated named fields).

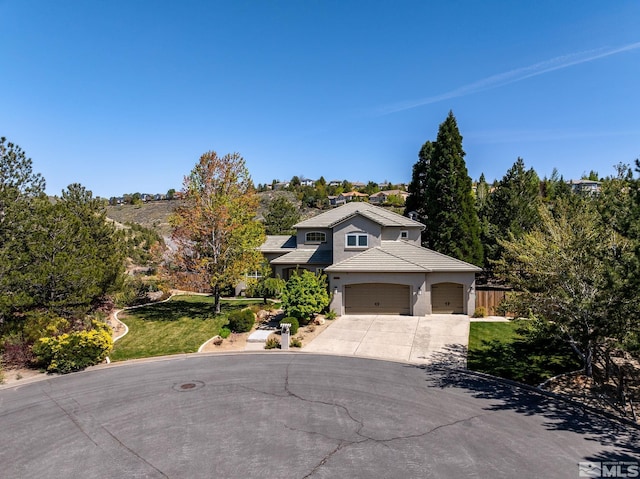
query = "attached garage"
xmin=431 ymin=282 xmax=464 ymax=314
xmin=344 ymin=283 xmax=411 ymax=315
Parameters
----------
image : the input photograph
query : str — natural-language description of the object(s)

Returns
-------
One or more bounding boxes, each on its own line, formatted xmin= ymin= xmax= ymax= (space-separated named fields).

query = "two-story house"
xmin=260 ymin=202 xmax=481 ymax=316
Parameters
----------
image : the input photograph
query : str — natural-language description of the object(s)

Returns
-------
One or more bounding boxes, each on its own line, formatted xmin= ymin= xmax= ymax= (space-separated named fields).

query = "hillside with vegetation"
xmin=106 ymin=199 xmax=180 ymax=238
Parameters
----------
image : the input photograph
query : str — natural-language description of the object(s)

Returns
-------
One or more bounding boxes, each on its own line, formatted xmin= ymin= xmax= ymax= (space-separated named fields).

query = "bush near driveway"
xmin=279 ymin=317 xmax=299 ymax=335
xmin=227 ymin=309 xmax=256 ymax=333
xmin=280 ymin=270 xmax=330 ymax=321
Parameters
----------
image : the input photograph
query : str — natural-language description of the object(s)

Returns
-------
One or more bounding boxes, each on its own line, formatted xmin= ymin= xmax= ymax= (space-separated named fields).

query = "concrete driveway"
xmin=303 ymin=314 xmax=469 ymax=366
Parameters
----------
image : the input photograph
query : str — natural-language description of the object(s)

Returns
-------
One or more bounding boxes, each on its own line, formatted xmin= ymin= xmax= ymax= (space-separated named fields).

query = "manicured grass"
xmin=110 ymin=296 xmax=261 ymax=361
xmin=468 ymin=322 xmax=522 ymax=351
xmin=468 ymin=320 xmax=580 ymax=385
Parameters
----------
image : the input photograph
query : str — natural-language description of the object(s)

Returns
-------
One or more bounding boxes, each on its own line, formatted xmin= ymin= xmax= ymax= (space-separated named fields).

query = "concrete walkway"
xmin=303 ymin=314 xmax=470 ymax=367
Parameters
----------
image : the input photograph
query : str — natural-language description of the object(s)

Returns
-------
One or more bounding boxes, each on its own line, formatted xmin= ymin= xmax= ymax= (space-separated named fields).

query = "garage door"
xmin=431 ymin=283 xmax=464 ymax=314
xmin=345 ymin=283 xmax=410 ymax=315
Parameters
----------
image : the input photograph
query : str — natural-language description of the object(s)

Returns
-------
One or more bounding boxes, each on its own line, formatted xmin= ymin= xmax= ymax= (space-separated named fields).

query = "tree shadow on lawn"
xmin=414 ymin=363 xmax=640 ymax=462
xmin=128 ymin=297 xmax=251 ymax=322
xmin=468 ymin=334 xmax=581 ymax=386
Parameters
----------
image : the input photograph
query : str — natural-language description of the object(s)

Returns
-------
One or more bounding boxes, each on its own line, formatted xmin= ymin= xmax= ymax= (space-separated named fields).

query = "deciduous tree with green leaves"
xmin=496 ymin=196 xmax=638 ymax=377
xmin=169 ymin=151 xmax=265 ymax=313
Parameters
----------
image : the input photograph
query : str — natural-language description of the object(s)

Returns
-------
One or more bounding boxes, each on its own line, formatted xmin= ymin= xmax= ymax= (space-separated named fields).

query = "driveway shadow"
xmin=414 ymin=343 xmax=468 ymax=368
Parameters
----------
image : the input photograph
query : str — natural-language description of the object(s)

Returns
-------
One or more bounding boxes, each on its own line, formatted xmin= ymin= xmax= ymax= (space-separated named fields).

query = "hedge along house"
xmin=260 ymin=202 xmax=482 ymax=316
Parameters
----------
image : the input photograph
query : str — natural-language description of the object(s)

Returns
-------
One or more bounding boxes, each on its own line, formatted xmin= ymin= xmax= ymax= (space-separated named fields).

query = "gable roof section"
xmin=260 ymin=235 xmax=296 ymax=253
xmin=293 ymin=202 xmax=424 ymax=230
xmin=270 ymin=249 xmax=332 ymax=265
xmin=325 ymin=241 xmax=482 ymax=273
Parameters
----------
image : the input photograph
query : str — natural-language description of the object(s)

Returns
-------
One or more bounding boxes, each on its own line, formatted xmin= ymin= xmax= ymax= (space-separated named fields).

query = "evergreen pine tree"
xmin=404 ymin=140 xmax=433 ymax=218
xmin=417 ymin=111 xmax=483 ymax=265
xmin=481 ymin=157 xmax=541 ymax=267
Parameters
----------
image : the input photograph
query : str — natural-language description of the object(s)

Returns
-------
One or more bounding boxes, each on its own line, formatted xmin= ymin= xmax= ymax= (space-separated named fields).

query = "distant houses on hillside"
xmin=109 ymin=175 xmax=599 ymax=209
xmin=261 ymin=177 xmax=411 ymax=207
xmin=109 ymin=190 xmax=180 ymax=206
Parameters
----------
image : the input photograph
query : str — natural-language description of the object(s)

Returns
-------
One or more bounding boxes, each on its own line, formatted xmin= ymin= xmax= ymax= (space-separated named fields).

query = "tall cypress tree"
xmin=410 ymin=111 xmax=483 ymax=265
xmin=405 ymin=140 xmax=433 ymax=218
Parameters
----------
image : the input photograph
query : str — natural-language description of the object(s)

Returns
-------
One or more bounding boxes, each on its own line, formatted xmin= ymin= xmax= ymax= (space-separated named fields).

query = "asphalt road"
xmin=1 ymin=353 xmax=638 ymax=478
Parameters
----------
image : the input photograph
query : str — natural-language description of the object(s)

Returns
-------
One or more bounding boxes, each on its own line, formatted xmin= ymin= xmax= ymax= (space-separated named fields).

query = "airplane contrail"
xmin=376 ymin=41 xmax=640 ymax=115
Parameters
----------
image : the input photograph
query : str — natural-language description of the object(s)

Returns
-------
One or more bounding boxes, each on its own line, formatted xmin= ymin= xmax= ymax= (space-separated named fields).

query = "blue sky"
xmin=1 ymin=1 xmax=638 ymax=198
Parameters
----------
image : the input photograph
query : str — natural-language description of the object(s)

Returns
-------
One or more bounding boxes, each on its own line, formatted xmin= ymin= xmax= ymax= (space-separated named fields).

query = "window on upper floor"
xmin=305 ymin=231 xmax=326 ymax=243
xmin=346 ymin=233 xmax=368 ymax=248
xmin=400 ymin=230 xmax=409 ymax=239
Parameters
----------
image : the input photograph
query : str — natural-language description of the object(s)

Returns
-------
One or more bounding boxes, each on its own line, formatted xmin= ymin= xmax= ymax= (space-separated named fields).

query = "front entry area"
xmin=431 ymin=282 xmax=464 ymax=314
xmin=344 ymin=283 xmax=411 ymax=315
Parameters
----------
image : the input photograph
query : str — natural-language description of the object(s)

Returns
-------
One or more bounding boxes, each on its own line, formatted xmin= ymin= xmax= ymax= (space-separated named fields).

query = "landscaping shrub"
xmin=325 ymin=310 xmax=337 ymax=320
xmin=23 ymin=311 xmax=71 ymax=343
xmin=1 ymin=333 xmax=35 ymax=368
xmin=32 ymin=321 xmax=113 ymax=373
xmin=265 ymin=337 xmax=280 ymax=349
xmin=281 ymin=270 xmax=330 ymax=321
xmin=472 ymin=306 xmax=487 ymax=318
xmin=261 ymin=301 xmax=278 ymax=311
xmin=227 ymin=309 xmax=255 ymax=333
xmin=248 ymin=276 xmax=286 ymax=303
xmin=280 ymin=317 xmax=299 ymax=335
xmin=115 ymin=277 xmax=151 ymax=307
xmin=290 ymin=337 xmax=302 ymax=348
xmin=219 ymin=327 xmax=231 ymax=339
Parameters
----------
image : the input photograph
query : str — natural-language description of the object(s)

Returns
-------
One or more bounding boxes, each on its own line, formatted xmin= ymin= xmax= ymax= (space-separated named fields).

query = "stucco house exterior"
xmin=260 ymin=202 xmax=482 ymax=316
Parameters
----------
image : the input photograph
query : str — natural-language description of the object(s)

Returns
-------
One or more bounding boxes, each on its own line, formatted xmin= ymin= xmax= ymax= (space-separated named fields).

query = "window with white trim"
xmin=400 ymin=230 xmax=409 ymax=239
xmin=346 ymin=233 xmax=368 ymax=248
xmin=305 ymin=231 xmax=326 ymax=243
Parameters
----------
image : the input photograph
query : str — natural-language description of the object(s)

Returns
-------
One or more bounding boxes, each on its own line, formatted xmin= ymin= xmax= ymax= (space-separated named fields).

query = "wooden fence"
xmin=475 ymin=288 xmax=514 ymax=317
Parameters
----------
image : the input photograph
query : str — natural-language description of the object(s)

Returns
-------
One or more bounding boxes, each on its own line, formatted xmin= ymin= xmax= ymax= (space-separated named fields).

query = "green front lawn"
xmin=110 ymin=296 xmax=261 ymax=361
xmin=467 ymin=320 xmax=580 ymax=385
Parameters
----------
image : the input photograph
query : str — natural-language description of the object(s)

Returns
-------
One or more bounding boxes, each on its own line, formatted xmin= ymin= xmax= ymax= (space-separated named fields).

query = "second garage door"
xmin=345 ymin=283 xmax=411 ymax=315
xmin=431 ymin=282 xmax=464 ymax=314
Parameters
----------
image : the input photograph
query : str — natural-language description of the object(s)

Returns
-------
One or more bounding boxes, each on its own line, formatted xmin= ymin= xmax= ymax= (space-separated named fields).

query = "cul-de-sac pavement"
xmin=1 ymin=352 xmax=638 ymax=478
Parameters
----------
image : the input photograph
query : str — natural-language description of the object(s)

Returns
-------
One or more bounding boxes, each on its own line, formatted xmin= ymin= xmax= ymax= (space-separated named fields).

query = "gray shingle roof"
xmin=325 ymin=241 xmax=482 ymax=273
xmin=270 ymin=249 xmax=332 ymax=265
xmin=260 ymin=235 xmax=297 ymax=252
xmin=293 ymin=202 xmax=424 ymax=229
